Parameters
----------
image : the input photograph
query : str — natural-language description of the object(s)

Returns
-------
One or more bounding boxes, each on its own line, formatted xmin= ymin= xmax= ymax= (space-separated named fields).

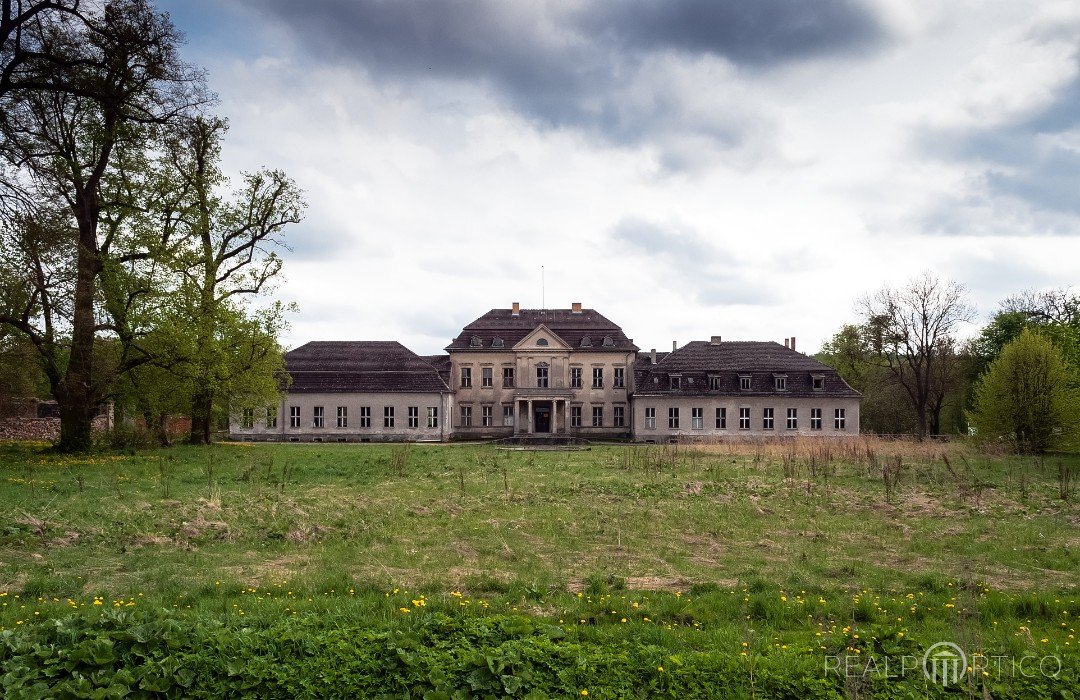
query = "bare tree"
xmin=859 ymin=272 xmax=975 ymax=439
xmin=0 ymin=1 xmax=84 ymax=98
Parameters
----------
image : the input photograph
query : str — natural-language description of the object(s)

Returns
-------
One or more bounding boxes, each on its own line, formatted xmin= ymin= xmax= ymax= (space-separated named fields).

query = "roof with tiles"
xmin=285 ymin=341 xmax=450 ymax=394
xmin=446 ymin=307 xmax=639 ymax=352
xmin=634 ymin=340 xmax=860 ymax=398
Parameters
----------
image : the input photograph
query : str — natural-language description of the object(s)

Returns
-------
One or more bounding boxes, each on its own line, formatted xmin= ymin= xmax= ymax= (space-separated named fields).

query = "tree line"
xmin=816 ymin=272 xmax=1080 ymax=453
xmin=0 ymin=0 xmax=304 ymax=451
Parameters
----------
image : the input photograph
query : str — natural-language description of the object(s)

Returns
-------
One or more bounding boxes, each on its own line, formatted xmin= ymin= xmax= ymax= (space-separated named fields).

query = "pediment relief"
xmin=513 ymin=324 xmax=570 ymax=351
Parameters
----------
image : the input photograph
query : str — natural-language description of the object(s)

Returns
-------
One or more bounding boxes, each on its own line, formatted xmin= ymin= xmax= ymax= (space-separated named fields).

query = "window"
xmin=502 ymin=404 xmax=514 ymax=427
xmin=739 ymin=375 xmax=752 ymax=391
xmin=482 ymin=367 xmax=493 ymax=387
xmin=709 ymin=376 xmax=721 ymax=390
xmin=614 ymin=367 xmax=625 ymax=388
xmin=313 ymin=406 xmax=325 ymax=428
xmin=337 ymin=406 xmax=348 ymax=428
xmin=668 ymin=407 xmax=680 ymax=429
xmin=460 ymin=405 xmax=472 ymax=427
xmin=715 ymin=407 xmax=726 ymax=429
xmin=570 ymin=406 xmax=582 ymax=428
xmin=241 ymin=408 xmax=254 ymax=429
xmin=536 ymin=338 xmax=549 ymax=346
xmin=536 ymin=366 xmax=549 ymax=388
xmin=570 ymin=367 xmax=583 ymax=388
xmin=408 ymin=406 xmax=419 ymax=428
xmin=812 ymin=375 xmax=825 ymax=391
xmin=470 ymin=336 xmax=482 ymax=347
xmin=592 ymin=367 xmax=604 ymax=388
xmin=460 ymin=367 xmax=471 ymax=388
xmin=266 ymin=406 xmax=277 ymax=428
xmin=739 ymin=407 xmax=751 ymax=430
xmin=383 ymin=406 xmax=394 ymax=428
xmin=482 ymin=405 xmax=493 ymax=427
xmin=492 ymin=337 xmax=504 ymax=348
xmin=360 ymin=406 xmax=371 ymax=428
xmin=834 ymin=408 xmax=846 ymax=430
xmin=774 ymin=375 xmax=787 ymax=391
xmin=613 ymin=406 xmax=625 ymax=427
xmin=786 ymin=407 xmax=797 ymax=430
xmin=644 ymin=407 xmax=656 ymax=429
xmin=502 ymin=367 xmax=515 ymax=387
xmin=810 ymin=408 xmax=822 ymax=430
xmin=670 ymin=375 xmax=681 ymax=390
xmin=427 ymin=407 xmax=438 ymax=428
xmin=692 ymin=407 xmax=703 ymax=430
xmin=602 ymin=336 xmax=614 ymax=347
xmin=580 ymin=336 xmax=592 ymax=347
xmin=592 ymin=406 xmax=603 ymax=427
xmin=289 ymin=406 xmax=300 ymax=428
xmin=762 ymin=407 xmax=774 ymax=430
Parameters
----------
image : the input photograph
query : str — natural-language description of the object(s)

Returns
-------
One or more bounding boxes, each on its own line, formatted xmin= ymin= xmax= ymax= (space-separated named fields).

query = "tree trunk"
xmin=189 ymin=388 xmax=213 ymax=445
xmin=56 ymin=229 xmax=102 ymax=452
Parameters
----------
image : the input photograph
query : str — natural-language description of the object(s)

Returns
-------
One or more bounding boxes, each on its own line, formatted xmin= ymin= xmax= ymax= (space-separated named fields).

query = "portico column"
xmin=527 ymin=399 xmax=534 ymax=434
xmin=513 ymin=400 xmax=520 ymax=434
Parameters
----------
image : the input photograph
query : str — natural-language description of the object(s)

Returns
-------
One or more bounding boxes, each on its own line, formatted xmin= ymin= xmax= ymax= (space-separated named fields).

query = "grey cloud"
xmin=611 ymin=217 xmax=777 ymax=305
xmin=250 ymin=0 xmax=890 ymax=166
xmin=917 ymin=52 xmax=1080 ymax=234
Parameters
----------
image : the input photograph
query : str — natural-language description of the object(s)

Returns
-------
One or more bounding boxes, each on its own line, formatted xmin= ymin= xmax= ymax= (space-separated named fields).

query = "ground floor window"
xmin=241 ymin=408 xmax=254 ymax=429
xmin=834 ymin=408 xmax=846 ymax=430
xmin=691 ymin=407 xmax=703 ymax=430
xmin=289 ymin=406 xmax=300 ymax=428
xmin=715 ymin=407 xmax=726 ymax=429
xmin=762 ymin=407 xmax=774 ymax=430
xmin=482 ymin=405 xmax=493 ymax=427
xmin=313 ymin=406 xmax=324 ymax=428
xmin=592 ymin=406 xmax=603 ymax=427
xmin=337 ymin=406 xmax=347 ymax=428
xmin=786 ymin=407 xmax=797 ymax=430
xmin=427 ymin=407 xmax=438 ymax=428
xmin=460 ymin=405 xmax=472 ymax=427
xmin=810 ymin=408 xmax=822 ymax=430
xmin=739 ymin=407 xmax=750 ymax=430
xmin=384 ymin=406 xmax=394 ymax=428
xmin=613 ymin=406 xmax=625 ymax=427
xmin=503 ymin=404 xmax=514 ymax=427
xmin=570 ymin=405 xmax=582 ymax=428
xmin=266 ymin=406 xmax=277 ymax=428
xmin=644 ymin=407 xmax=656 ymax=429
xmin=408 ymin=406 xmax=419 ymax=428
xmin=668 ymin=407 xmax=680 ymax=429
xmin=360 ymin=406 xmax=371 ymax=428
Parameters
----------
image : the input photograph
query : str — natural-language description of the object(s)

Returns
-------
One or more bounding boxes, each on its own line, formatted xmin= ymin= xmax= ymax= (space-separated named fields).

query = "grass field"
xmin=1 ymin=438 xmax=1077 ymax=697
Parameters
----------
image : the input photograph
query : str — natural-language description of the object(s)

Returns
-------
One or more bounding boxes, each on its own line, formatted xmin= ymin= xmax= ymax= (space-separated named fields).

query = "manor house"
xmin=229 ymin=303 xmax=861 ymax=441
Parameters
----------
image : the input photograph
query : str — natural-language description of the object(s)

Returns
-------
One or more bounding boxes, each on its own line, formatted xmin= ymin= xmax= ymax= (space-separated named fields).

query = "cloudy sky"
xmin=158 ymin=0 xmax=1080 ymax=355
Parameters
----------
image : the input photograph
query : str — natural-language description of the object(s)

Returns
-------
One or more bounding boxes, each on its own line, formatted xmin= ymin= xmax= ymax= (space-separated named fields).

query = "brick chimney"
xmin=784 ymin=338 xmax=790 ymax=348
xmin=672 ymin=340 xmax=677 ymax=352
xmin=571 ymin=302 xmax=582 ymax=314
xmin=710 ymin=335 xmax=722 ymax=345
xmin=650 ymin=349 xmax=657 ymax=364
xmin=511 ymin=302 xmax=519 ymax=316
xmin=790 ymin=336 xmax=796 ymax=351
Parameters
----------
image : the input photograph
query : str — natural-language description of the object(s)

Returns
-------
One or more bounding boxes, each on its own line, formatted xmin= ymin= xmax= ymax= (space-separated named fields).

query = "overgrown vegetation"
xmin=1 ymin=440 xmax=1076 ymax=697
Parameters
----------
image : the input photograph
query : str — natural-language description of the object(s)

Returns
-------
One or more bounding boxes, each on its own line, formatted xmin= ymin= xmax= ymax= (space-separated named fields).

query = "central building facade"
xmin=446 ymin=303 xmax=639 ymax=438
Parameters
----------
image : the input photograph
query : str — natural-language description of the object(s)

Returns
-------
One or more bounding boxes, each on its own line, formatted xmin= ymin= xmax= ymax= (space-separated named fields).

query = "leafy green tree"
xmin=0 ymin=0 xmax=206 ymax=451
xmin=161 ymin=116 xmax=302 ymax=444
xmin=968 ymin=328 xmax=1080 ymax=453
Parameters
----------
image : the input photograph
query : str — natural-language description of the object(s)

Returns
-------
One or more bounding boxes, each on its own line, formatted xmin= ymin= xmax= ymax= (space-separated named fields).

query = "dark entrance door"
xmin=534 ymin=403 xmax=551 ymax=433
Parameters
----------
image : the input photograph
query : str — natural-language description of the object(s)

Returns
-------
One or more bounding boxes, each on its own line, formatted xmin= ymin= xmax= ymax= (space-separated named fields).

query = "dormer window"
xmin=709 ymin=375 xmax=721 ymax=390
xmin=670 ymin=375 xmax=682 ymax=390
xmin=536 ymin=338 xmax=549 ymax=347
xmin=470 ymin=336 xmax=482 ymax=347
xmin=739 ymin=375 xmax=752 ymax=391
xmin=580 ymin=336 xmax=592 ymax=347
xmin=492 ymin=337 xmax=504 ymax=348
xmin=812 ymin=374 xmax=825 ymax=391
xmin=774 ymin=374 xmax=788 ymax=391
xmin=602 ymin=336 xmax=614 ymax=346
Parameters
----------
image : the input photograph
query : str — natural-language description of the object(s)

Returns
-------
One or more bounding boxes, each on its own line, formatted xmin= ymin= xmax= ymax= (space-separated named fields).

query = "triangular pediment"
xmin=513 ymin=324 xmax=571 ymax=351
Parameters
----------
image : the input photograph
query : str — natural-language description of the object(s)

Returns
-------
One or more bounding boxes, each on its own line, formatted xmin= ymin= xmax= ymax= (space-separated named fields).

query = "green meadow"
xmin=1 ymin=439 xmax=1076 ymax=697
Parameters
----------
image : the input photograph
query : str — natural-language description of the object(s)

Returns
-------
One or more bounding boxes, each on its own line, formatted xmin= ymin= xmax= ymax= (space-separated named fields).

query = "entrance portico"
xmin=513 ymin=392 xmax=572 ymax=434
